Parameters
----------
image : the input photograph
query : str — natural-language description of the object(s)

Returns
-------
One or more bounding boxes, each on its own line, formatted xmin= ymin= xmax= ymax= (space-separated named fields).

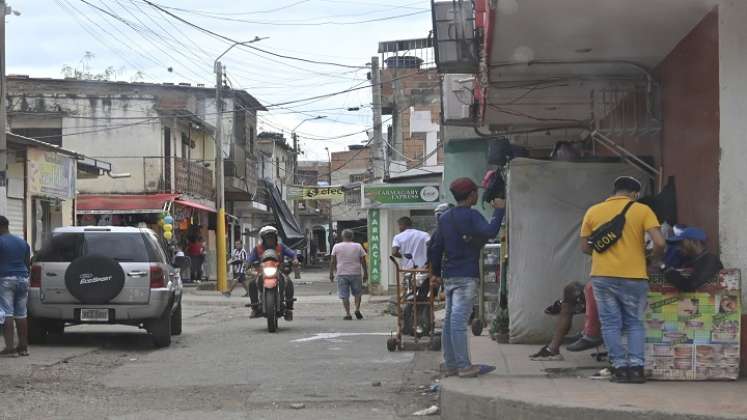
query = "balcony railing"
xmin=174 ymin=157 xmax=215 ymax=200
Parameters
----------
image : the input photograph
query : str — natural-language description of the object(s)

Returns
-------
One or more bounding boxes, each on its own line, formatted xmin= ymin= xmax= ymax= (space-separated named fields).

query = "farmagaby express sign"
xmin=362 ymin=184 xmax=440 ymax=209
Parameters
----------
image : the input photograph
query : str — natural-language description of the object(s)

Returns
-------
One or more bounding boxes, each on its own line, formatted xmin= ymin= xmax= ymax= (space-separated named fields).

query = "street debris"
xmin=371 ymin=381 xmax=382 ymax=387
xmin=290 ymin=403 xmax=306 ymax=410
xmin=412 ymin=405 xmax=439 ymax=416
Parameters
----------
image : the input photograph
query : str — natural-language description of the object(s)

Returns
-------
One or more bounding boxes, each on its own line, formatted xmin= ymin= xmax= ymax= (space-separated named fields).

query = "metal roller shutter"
xmin=6 ymin=198 xmax=25 ymax=238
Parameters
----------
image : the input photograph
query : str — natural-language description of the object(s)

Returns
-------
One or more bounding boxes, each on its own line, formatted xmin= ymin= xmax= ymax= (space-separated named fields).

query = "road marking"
xmin=291 ymin=332 xmax=390 ymax=343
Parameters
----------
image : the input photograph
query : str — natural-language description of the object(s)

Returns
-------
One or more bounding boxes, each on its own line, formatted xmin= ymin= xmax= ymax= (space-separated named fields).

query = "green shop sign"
xmin=362 ymin=184 xmax=440 ymax=209
xmin=368 ymin=209 xmax=381 ymax=285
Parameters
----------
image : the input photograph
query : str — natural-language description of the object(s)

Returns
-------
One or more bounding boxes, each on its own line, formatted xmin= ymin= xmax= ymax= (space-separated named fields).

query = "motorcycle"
xmin=255 ymin=250 xmax=292 ymax=333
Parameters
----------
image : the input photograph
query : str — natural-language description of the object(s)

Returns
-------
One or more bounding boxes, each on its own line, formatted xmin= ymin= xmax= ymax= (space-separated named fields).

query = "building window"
xmin=345 ymin=189 xmax=361 ymax=207
xmin=12 ymin=128 xmax=63 ymax=147
xmin=350 ymin=173 xmax=367 ymax=183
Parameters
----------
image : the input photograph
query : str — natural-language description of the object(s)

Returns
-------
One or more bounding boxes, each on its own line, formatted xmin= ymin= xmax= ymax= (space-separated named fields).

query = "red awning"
xmin=175 ymin=199 xmax=217 ymax=214
xmin=77 ymin=194 xmax=177 ymax=214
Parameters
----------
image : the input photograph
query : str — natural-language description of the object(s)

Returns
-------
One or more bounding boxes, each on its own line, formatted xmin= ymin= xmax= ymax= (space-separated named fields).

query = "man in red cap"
xmin=429 ymin=177 xmax=505 ymax=378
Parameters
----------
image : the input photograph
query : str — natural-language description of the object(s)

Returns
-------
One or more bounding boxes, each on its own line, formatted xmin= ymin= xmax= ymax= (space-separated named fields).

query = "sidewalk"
xmin=440 ymin=336 xmax=747 ymax=420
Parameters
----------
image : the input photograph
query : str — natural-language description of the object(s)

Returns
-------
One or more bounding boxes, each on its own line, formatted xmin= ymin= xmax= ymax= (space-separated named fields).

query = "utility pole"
xmin=370 ymin=56 xmax=385 ymax=182
xmin=0 ymin=1 xmax=8 ymax=216
xmin=291 ymin=132 xmax=298 ymax=185
xmin=211 ymin=36 xmax=267 ymax=293
xmin=214 ymin=61 xmax=228 ymax=293
xmin=325 ymin=147 xmax=334 ymax=250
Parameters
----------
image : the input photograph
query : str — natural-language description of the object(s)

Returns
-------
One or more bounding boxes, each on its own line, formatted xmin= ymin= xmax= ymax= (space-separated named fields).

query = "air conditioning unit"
xmin=442 ymin=74 xmax=476 ymax=126
xmin=433 ymin=1 xmax=478 ymax=74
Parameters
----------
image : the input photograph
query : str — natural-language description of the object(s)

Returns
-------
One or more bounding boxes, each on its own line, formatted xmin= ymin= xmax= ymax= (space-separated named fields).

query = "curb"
xmin=440 ymin=381 xmax=744 ymax=420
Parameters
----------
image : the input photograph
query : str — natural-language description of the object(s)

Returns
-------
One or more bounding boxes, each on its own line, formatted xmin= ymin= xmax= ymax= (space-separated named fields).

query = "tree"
xmin=60 ymin=52 xmax=128 ymax=81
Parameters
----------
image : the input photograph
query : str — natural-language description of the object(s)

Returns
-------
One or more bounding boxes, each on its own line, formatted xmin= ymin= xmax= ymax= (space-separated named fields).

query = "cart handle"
xmin=389 ymin=256 xmax=430 ymax=274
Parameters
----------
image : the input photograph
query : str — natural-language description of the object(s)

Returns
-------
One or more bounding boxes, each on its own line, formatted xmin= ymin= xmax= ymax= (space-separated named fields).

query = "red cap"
xmin=450 ymin=177 xmax=478 ymax=195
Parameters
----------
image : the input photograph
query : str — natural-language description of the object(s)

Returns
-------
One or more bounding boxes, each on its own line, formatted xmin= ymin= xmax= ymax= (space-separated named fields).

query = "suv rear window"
xmin=35 ymin=232 xmax=155 ymax=263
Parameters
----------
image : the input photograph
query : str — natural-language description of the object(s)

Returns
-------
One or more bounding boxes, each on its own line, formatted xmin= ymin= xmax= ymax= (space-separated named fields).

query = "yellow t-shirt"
xmin=580 ymin=196 xmax=660 ymax=280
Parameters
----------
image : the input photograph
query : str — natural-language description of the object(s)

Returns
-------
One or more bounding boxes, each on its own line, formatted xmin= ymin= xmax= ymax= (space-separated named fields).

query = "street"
xmin=0 ymin=269 xmax=440 ymax=420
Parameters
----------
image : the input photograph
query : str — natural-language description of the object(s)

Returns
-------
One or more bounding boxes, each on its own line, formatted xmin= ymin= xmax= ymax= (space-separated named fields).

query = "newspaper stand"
xmin=386 ymin=256 xmax=441 ymax=352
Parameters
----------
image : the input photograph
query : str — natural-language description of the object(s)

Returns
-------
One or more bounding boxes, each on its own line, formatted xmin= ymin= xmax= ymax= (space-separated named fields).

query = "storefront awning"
xmin=77 ymin=194 xmax=177 ymax=215
xmin=175 ymin=199 xmax=217 ymax=213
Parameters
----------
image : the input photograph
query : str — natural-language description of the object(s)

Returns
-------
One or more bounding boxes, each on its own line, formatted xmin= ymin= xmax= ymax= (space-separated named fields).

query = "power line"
xmin=143 ymin=0 xmax=429 ymax=27
xmin=135 ymin=0 xmax=378 ymax=70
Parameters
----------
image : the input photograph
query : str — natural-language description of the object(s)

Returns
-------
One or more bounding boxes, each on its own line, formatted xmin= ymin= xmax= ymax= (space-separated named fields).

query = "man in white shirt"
xmin=392 ymin=217 xmax=430 ymax=269
xmin=224 ymin=240 xmax=248 ymax=297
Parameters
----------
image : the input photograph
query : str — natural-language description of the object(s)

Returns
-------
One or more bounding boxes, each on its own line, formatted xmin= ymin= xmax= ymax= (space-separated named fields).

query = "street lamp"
xmin=213 ymin=36 xmax=267 ymax=293
xmin=291 ymin=116 xmax=326 ymax=184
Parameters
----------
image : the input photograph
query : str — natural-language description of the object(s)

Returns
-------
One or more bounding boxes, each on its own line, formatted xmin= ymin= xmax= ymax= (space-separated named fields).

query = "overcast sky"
xmin=7 ymin=0 xmax=432 ymax=160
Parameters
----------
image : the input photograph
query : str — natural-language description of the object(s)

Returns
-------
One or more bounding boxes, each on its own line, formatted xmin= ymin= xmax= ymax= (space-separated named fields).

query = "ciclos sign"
xmin=362 ymin=184 xmax=440 ymax=209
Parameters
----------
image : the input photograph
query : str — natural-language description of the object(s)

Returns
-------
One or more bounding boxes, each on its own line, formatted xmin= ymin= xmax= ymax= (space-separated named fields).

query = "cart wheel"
xmin=471 ymin=319 xmax=483 ymax=336
xmin=387 ymin=338 xmax=398 ymax=352
xmin=429 ymin=335 xmax=442 ymax=352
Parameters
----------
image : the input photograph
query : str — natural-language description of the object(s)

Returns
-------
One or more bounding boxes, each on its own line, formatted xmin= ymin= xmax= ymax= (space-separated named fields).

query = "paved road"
xmin=0 ymin=269 xmax=440 ymax=419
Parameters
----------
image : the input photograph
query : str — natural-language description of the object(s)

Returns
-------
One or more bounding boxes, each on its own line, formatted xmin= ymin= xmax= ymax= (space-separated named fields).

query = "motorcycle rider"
xmin=246 ymin=226 xmax=299 ymax=321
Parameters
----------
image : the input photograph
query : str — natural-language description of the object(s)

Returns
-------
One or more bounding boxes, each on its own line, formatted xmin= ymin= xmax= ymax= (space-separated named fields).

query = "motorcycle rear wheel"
xmin=265 ymin=289 xmax=278 ymax=333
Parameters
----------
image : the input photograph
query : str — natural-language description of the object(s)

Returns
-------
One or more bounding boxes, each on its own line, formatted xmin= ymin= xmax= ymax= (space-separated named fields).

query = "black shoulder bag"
xmin=587 ymin=201 xmax=635 ymax=253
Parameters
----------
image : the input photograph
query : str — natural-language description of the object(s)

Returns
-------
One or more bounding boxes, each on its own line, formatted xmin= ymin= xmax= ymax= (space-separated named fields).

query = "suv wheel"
xmin=149 ymin=310 xmax=172 ymax=348
xmin=170 ymin=302 xmax=182 ymax=336
xmin=28 ymin=318 xmax=47 ymax=345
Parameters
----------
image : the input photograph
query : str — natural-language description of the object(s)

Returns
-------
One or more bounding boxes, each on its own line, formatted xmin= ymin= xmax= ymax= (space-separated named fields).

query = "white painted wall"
xmin=718 ymin=0 xmax=747 ymax=308
xmin=61 ymin=99 xmax=164 ymax=194
xmin=410 ymin=108 xmax=440 ymax=166
xmin=331 ymin=167 xmax=368 ymax=221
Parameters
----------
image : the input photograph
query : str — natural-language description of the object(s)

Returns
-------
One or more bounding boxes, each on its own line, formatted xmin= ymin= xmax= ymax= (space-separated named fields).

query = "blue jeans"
xmin=0 ymin=276 xmax=30 ymax=320
xmin=442 ymin=277 xmax=477 ymax=370
xmin=592 ymin=277 xmax=649 ymax=368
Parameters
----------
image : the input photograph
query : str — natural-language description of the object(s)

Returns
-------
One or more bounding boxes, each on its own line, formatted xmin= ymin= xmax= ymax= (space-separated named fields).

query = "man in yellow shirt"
xmin=580 ymin=176 xmax=665 ymax=384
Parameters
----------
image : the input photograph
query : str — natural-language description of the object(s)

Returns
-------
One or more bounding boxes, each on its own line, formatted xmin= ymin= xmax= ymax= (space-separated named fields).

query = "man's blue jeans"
xmin=442 ymin=277 xmax=477 ymax=370
xmin=592 ymin=277 xmax=649 ymax=369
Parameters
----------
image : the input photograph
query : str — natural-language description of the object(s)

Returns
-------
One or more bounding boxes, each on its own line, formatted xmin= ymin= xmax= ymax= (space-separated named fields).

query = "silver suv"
xmin=28 ymin=226 xmax=183 ymax=348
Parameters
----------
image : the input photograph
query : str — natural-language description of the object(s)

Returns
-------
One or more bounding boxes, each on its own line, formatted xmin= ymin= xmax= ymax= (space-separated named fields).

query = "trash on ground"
xmin=290 ymin=403 xmax=306 ymax=409
xmin=372 ymin=381 xmax=382 ymax=387
xmin=412 ymin=405 xmax=439 ymax=416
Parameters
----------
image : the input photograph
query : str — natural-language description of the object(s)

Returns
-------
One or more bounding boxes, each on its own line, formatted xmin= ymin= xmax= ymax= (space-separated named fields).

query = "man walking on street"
xmin=330 ymin=229 xmax=368 ymax=320
xmin=392 ymin=217 xmax=429 ymax=269
xmin=429 ymin=178 xmax=505 ymax=378
xmin=0 ymin=216 xmax=32 ymax=357
xmin=225 ymin=240 xmax=249 ymax=297
xmin=581 ymin=176 xmax=665 ymax=383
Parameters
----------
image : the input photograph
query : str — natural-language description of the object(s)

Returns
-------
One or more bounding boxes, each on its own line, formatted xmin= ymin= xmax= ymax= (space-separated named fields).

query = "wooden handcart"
xmin=386 ymin=256 xmax=441 ymax=352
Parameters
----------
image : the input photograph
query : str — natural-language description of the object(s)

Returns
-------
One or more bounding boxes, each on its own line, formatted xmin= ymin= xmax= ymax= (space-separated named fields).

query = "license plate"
xmin=80 ymin=308 xmax=109 ymax=322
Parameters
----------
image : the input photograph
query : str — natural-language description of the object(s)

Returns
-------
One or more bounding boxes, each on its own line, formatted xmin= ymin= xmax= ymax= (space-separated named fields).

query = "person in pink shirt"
xmin=330 ymin=229 xmax=368 ymax=320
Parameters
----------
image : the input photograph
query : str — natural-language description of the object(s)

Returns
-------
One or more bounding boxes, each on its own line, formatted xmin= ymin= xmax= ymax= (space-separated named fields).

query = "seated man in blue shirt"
xmin=245 ymin=226 xmax=299 ymax=320
xmin=429 ymin=178 xmax=505 ymax=378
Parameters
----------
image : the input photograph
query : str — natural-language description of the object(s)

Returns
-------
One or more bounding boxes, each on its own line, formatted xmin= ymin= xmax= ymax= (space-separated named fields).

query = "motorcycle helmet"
xmin=259 ymin=225 xmax=279 ymax=239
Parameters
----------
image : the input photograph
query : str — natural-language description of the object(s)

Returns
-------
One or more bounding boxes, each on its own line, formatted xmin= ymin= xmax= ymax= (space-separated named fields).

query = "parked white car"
xmin=28 ymin=226 xmax=183 ymax=348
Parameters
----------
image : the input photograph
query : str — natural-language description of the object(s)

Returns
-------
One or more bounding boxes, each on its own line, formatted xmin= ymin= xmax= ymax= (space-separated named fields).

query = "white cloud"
xmin=8 ymin=0 xmax=430 ymax=160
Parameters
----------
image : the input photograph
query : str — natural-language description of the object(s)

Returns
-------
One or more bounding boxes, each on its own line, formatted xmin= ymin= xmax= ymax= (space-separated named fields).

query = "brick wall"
xmin=331 ymin=147 xmax=370 ymax=172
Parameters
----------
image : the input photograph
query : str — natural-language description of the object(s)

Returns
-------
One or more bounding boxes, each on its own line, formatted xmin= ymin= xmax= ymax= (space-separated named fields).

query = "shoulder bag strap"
xmin=620 ymin=201 xmax=636 ymax=217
